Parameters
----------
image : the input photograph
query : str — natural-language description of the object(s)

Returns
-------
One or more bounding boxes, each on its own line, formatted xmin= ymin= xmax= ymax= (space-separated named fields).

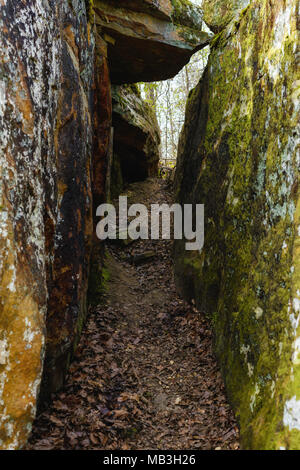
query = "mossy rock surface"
xmin=202 ymin=0 xmax=251 ymax=33
xmin=111 ymin=84 xmax=161 ymax=185
xmin=175 ymin=0 xmax=300 ymax=449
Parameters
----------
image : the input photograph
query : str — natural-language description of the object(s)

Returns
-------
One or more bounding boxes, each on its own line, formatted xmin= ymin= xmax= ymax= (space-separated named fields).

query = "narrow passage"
xmin=28 ymin=178 xmax=239 ymax=450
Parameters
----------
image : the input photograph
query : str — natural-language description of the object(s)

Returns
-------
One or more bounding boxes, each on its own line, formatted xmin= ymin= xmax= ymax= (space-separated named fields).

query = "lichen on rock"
xmin=0 ymin=0 xmax=95 ymax=448
xmin=94 ymin=0 xmax=212 ymax=83
xmin=0 ymin=0 xmax=59 ymax=450
xmin=174 ymin=0 xmax=300 ymax=449
xmin=202 ymin=0 xmax=251 ymax=33
xmin=111 ymin=84 xmax=161 ymax=188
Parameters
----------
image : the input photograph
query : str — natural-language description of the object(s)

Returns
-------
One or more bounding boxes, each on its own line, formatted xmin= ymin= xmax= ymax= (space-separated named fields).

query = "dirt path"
xmin=28 ymin=178 xmax=239 ymax=450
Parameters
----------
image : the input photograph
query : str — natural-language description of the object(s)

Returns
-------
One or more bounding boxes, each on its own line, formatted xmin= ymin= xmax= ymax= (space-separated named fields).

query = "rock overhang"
xmin=94 ymin=0 xmax=213 ymax=84
xmin=111 ymin=84 xmax=160 ymax=183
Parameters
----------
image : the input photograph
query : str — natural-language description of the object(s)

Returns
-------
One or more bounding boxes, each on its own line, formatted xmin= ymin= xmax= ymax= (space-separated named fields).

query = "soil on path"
xmin=27 ymin=178 xmax=239 ymax=450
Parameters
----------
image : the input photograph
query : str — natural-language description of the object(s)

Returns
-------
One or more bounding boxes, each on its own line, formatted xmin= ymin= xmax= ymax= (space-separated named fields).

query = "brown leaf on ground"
xmin=27 ymin=179 xmax=239 ymax=451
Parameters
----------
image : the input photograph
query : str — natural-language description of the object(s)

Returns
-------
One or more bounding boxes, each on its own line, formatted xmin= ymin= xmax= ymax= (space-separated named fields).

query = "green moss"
xmin=170 ymin=0 xmax=203 ymax=29
xmin=210 ymin=31 xmax=223 ymax=49
xmin=175 ymin=0 xmax=300 ymax=449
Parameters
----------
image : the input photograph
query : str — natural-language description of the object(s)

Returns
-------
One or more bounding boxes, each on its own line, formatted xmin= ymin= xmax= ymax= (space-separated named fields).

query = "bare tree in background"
xmin=139 ymin=46 xmax=210 ymax=165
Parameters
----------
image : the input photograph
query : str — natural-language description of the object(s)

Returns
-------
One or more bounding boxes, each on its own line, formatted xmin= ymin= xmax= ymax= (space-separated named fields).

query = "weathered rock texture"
xmin=175 ymin=0 xmax=300 ymax=449
xmin=111 ymin=84 xmax=161 ymax=193
xmin=0 ymin=0 xmax=207 ymax=450
xmin=202 ymin=0 xmax=251 ymax=33
xmin=0 ymin=0 xmax=97 ymax=449
xmin=40 ymin=6 xmax=96 ymax=403
xmin=94 ymin=0 xmax=212 ymax=83
xmin=92 ymin=35 xmax=112 ymax=212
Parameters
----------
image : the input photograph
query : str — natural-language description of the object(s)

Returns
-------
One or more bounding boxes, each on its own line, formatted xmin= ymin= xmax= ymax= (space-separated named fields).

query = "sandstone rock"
xmin=0 ymin=0 xmax=57 ymax=449
xmin=0 ymin=0 xmax=95 ymax=448
xmin=111 ymin=84 xmax=161 ymax=188
xmin=107 ymin=0 xmax=174 ymax=20
xmin=92 ymin=34 xmax=112 ymax=212
xmin=94 ymin=0 xmax=212 ymax=83
xmin=1 ymin=0 xmax=208 ymax=449
xmin=130 ymin=251 xmax=157 ymax=266
xmin=175 ymin=0 xmax=300 ymax=449
xmin=202 ymin=0 xmax=251 ymax=33
xmin=40 ymin=2 xmax=95 ymax=402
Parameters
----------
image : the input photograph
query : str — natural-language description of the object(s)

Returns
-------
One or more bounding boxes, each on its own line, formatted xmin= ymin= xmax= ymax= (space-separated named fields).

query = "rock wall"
xmin=94 ymin=0 xmax=212 ymax=83
xmin=0 ymin=0 xmax=97 ymax=449
xmin=0 ymin=0 xmax=208 ymax=449
xmin=40 ymin=2 xmax=97 ymax=402
xmin=92 ymin=34 xmax=112 ymax=212
xmin=111 ymin=84 xmax=161 ymax=194
xmin=202 ymin=0 xmax=251 ymax=33
xmin=175 ymin=0 xmax=300 ymax=449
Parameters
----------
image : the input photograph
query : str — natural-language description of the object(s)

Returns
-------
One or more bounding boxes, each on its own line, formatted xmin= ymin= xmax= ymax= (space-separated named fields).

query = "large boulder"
xmin=0 ymin=0 xmax=96 ymax=448
xmin=175 ymin=0 xmax=300 ymax=449
xmin=202 ymin=0 xmax=251 ymax=32
xmin=94 ymin=0 xmax=212 ymax=83
xmin=111 ymin=84 xmax=160 ymax=193
xmin=0 ymin=0 xmax=216 ymax=450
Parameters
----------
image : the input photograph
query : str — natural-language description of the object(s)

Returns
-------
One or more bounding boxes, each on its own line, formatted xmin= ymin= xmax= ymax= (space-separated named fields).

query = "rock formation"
xmin=0 ymin=0 xmax=209 ymax=449
xmin=202 ymin=0 xmax=251 ymax=32
xmin=3 ymin=0 xmax=298 ymax=452
xmin=94 ymin=0 xmax=212 ymax=83
xmin=111 ymin=84 xmax=161 ymax=195
xmin=0 ymin=0 xmax=95 ymax=449
xmin=175 ymin=0 xmax=300 ymax=449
